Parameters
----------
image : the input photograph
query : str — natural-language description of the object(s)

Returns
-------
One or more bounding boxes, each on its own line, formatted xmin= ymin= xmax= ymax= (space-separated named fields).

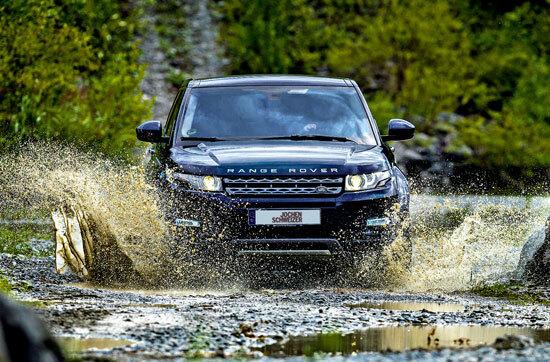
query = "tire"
xmin=334 ymin=218 xmax=413 ymax=287
xmin=331 ymin=245 xmax=385 ymax=287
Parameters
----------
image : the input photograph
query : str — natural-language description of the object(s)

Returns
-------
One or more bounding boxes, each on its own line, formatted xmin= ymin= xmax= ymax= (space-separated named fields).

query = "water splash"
xmin=0 ymin=142 xmax=173 ymax=286
xmin=1 ymin=142 xmax=548 ymax=291
xmin=383 ymin=195 xmax=550 ymax=292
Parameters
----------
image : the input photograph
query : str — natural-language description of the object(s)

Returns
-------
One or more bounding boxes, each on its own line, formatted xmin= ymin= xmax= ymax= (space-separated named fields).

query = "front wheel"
xmin=331 ymin=245 xmax=385 ymax=287
xmin=334 ymin=227 xmax=413 ymax=287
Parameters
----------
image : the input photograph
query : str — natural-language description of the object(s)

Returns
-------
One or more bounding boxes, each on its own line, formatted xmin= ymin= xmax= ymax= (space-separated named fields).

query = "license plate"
xmin=248 ymin=209 xmax=321 ymax=225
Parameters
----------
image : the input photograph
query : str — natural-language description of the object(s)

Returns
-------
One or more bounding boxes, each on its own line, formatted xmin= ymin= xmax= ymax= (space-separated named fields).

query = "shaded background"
xmin=1 ymin=0 xmax=548 ymax=193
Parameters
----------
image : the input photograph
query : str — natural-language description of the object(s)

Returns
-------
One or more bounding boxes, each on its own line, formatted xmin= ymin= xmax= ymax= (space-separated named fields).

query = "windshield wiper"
xmin=180 ymin=135 xmax=357 ymax=143
xmin=180 ymin=136 xmax=226 ymax=142
xmin=255 ymin=134 xmax=356 ymax=143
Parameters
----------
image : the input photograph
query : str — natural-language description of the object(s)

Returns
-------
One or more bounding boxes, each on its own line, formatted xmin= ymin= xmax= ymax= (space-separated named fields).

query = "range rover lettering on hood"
xmin=227 ymin=168 xmax=339 ymax=174
xmin=169 ymin=142 xmax=389 ymax=175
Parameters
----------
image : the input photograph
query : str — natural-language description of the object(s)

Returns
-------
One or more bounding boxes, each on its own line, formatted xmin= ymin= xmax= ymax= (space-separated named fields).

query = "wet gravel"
xmin=0 ymin=254 xmax=78 ymax=289
xmin=1 ymin=252 xmax=549 ymax=360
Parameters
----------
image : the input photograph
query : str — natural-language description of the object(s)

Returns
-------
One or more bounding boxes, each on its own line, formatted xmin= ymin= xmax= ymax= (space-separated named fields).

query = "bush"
xmin=218 ymin=0 xmax=325 ymax=74
xmin=458 ymin=115 xmax=550 ymax=172
xmin=0 ymin=0 xmax=151 ymax=157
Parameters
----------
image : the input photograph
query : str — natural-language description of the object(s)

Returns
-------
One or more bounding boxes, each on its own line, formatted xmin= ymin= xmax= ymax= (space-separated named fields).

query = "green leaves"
xmin=219 ymin=0 xmax=325 ymax=74
xmin=0 ymin=0 xmax=151 ymax=157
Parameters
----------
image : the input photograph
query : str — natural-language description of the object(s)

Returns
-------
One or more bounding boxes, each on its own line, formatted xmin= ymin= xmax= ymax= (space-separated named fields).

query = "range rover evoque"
xmin=137 ymin=75 xmax=414 ymax=265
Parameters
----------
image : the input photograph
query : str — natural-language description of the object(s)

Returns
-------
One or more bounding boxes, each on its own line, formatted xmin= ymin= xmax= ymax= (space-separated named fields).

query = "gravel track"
xmin=1 ymin=251 xmax=549 ymax=360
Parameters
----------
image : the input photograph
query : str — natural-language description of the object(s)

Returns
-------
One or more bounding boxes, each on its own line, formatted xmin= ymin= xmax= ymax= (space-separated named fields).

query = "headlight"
xmin=345 ymin=171 xmax=391 ymax=191
xmin=171 ymin=171 xmax=223 ymax=191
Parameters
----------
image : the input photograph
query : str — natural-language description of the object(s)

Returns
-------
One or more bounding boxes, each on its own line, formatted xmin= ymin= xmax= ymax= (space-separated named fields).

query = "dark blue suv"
xmin=137 ymin=75 xmax=414 ymax=264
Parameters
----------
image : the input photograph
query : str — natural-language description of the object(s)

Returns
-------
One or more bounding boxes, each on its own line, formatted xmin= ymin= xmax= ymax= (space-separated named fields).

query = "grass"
xmin=0 ymin=222 xmax=52 ymax=307
xmin=471 ymin=282 xmax=550 ymax=307
xmin=1 ymin=272 xmax=47 ymax=308
xmin=0 ymin=208 xmax=50 ymax=220
xmin=0 ymin=273 xmax=12 ymax=293
xmin=20 ymin=299 xmax=47 ymax=308
xmin=0 ymin=223 xmax=53 ymax=257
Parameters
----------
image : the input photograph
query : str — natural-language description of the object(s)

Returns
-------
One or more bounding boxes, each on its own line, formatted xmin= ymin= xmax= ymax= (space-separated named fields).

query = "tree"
xmin=219 ymin=0 xmax=325 ymax=74
xmin=324 ymin=0 xmax=474 ymax=125
xmin=0 ymin=0 xmax=151 ymax=157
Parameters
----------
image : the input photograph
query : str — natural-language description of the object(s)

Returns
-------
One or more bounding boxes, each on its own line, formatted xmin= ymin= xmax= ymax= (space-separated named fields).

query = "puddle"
xmin=59 ymin=337 xmax=134 ymax=352
xmin=261 ymin=325 xmax=550 ymax=356
xmin=348 ymin=301 xmax=465 ymax=313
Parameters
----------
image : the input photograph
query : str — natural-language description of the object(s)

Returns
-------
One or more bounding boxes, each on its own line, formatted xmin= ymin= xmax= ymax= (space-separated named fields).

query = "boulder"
xmin=518 ymin=216 xmax=550 ymax=284
xmin=51 ymin=205 xmax=147 ymax=286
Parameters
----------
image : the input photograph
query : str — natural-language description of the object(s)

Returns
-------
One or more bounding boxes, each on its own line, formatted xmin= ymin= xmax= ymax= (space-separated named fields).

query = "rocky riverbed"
xmin=2 ymin=250 xmax=549 ymax=360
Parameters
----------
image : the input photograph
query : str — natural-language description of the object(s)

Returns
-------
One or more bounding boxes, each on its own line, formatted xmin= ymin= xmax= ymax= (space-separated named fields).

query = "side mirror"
xmin=381 ymin=119 xmax=415 ymax=142
xmin=136 ymin=121 xmax=165 ymax=143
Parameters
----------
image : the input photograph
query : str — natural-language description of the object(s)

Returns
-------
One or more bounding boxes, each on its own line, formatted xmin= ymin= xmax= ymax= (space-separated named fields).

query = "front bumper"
xmin=164 ymin=182 xmax=404 ymax=255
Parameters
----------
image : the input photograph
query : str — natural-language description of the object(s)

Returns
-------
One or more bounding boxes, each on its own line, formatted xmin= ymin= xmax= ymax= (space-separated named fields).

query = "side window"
xmin=163 ymin=88 xmax=185 ymax=139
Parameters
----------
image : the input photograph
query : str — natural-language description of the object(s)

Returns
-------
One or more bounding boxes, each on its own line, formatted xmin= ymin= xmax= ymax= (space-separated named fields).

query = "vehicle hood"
xmin=169 ymin=141 xmax=390 ymax=176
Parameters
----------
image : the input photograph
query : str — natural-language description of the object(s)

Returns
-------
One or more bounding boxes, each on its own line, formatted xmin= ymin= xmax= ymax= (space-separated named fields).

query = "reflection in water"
xmin=59 ymin=337 xmax=134 ymax=352
xmin=348 ymin=301 xmax=465 ymax=313
xmin=262 ymin=325 xmax=550 ymax=356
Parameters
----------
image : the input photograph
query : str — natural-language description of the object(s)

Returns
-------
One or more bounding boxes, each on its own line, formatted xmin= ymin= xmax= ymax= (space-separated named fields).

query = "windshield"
xmin=177 ymin=86 xmax=376 ymax=145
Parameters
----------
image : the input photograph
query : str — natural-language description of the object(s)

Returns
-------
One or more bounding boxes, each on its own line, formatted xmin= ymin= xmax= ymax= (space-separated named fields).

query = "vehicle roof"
xmin=189 ymin=75 xmax=352 ymax=88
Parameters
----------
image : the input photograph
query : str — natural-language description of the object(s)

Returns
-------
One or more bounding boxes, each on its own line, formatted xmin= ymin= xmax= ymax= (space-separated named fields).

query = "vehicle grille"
xmin=224 ymin=176 xmax=343 ymax=196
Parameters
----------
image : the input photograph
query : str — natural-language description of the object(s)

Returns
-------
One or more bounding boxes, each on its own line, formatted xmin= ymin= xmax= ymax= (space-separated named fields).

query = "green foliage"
xmin=457 ymin=115 xmax=550 ymax=171
xmin=366 ymin=93 xmax=403 ymax=131
xmin=215 ymin=0 xmax=550 ymax=175
xmin=0 ymin=224 xmax=53 ymax=257
xmin=325 ymin=0 xmax=474 ymax=124
xmin=509 ymin=58 xmax=550 ymax=125
xmin=454 ymin=0 xmax=549 ymax=114
xmin=453 ymin=1 xmax=550 ymax=171
xmin=471 ymin=282 xmax=550 ymax=306
xmin=166 ymin=69 xmax=192 ymax=88
xmin=0 ymin=0 xmax=151 ymax=157
xmin=218 ymin=0 xmax=325 ymax=74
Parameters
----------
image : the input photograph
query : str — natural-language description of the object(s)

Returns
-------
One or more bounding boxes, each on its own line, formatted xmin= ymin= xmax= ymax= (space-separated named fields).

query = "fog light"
xmin=366 ymin=217 xmax=390 ymax=227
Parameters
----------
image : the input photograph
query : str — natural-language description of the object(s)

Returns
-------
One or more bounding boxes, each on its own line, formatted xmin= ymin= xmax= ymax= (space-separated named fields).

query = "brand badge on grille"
xmin=316 ymin=185 xmax=329 ymax=193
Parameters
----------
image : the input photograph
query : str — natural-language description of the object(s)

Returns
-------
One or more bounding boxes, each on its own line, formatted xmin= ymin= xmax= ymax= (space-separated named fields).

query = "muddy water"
xmin=0 ymin=143 xmax=174 ymax=285
xmin=382 ymin=195 xmax=550 ymax=292
xmin=59 ymin=337 xmax=134 ymax=352
xmin=262 ymin=326 xmax=550 ymax=356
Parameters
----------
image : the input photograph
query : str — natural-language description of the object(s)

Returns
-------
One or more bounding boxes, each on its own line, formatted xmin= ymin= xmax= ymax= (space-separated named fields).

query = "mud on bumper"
xmin=164 ymin=188 xmax=404 ymax=256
